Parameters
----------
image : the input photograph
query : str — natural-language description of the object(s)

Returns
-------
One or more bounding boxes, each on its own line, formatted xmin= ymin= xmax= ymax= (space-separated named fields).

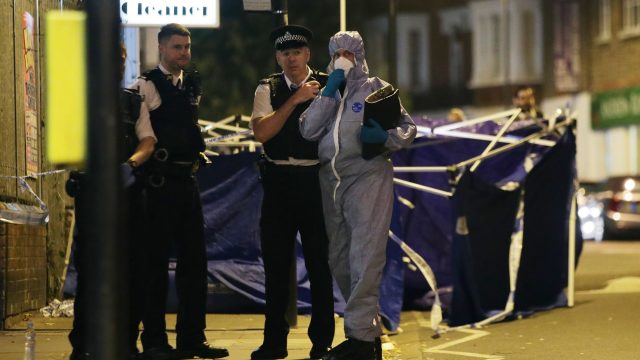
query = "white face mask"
xmin=334 ymin=56 xmax=354 ymax=76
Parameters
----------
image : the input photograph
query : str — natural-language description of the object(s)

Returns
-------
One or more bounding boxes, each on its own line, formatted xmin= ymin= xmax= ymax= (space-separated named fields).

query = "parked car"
xmin=577 ymin=183 xmax=604 ymax=241
xmin=599 ymin=176 xmax=640 ymax=239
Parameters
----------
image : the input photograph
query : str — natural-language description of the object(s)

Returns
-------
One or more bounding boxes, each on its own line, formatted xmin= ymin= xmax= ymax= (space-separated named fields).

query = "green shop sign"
xmin=592 ymin=87 xmax=640 ymax=129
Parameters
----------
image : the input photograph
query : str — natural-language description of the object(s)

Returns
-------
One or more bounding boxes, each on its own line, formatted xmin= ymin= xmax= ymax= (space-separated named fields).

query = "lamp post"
xmin=340 ymin=0 xmax=346 ymax=31
xmin=84 ymin=0 xmax=127 ymax=358
xmin=272 ymin=0 xmax=288 ymax=26
xmin=502 ymin=0 xmax=511 ymax=107
xmin=388 ymin=0 xmax=397 ymax=86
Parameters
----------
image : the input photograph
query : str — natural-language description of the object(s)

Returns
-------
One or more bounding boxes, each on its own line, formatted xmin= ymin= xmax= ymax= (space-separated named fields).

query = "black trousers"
xmin=69 ymin=179 xmax=150 ymax=355
xmin=141 ymin=175 xmax=208 ymax=350
xmin=260 ymin=163 xmax=335 ymax=348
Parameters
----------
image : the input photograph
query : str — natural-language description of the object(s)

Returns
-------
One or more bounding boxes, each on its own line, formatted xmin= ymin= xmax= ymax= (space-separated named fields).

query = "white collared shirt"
xmin=129 ymin=64 xmax=188 ymax=142
xmin=132 ymin=95 xmax=155 ymax=142
xmin=132 ymin=64 xmax=184 ymax=112
xmin=250 ymin=66 xmax=311 ymax=120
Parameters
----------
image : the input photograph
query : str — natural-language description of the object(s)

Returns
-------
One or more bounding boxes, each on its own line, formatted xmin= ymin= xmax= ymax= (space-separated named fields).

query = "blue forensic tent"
xmin=64 ymin=115 xmax=581 ymax=332
xmin=393 ymin=118 xmax=582 ymax=328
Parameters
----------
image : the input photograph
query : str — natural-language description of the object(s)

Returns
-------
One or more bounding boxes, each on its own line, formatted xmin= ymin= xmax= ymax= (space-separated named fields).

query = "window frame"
xmin=620 ymin=0 xmax=640 ymax=39
xmin=596 ymin=0 xmax=611 ymax=43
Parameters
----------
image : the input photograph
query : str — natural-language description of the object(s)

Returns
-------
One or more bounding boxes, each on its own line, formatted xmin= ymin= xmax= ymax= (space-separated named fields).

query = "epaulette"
xmin=313 ymin=69 xmax=328 ymax=78
xmin=258 ymin=72 xmax=283 ymax=100
xmin=259 ymin=72 xmax=281 ymax=84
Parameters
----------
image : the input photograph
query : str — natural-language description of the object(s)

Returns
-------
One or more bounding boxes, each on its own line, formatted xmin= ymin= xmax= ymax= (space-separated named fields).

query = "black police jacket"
xmin=141 ymin=68 xmax=205 ymax=162
xmin=260 ymin=69 xmax=328 ymax=161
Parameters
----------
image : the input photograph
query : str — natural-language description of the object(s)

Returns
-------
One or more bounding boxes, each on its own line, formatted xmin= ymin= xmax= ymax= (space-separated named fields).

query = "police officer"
xmin=68 ymin=43 xmax=157 ymax=360
xmin=250 ymin=25 xmax=335 ymax=360
xmin=512 ymin=85 xmax=544 ymax=120
xmin=132 ymin=23 xmax=228 ymax=360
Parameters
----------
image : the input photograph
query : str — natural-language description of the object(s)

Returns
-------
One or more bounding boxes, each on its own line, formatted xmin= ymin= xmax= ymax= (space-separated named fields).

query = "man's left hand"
xmin=360 ymin=118 xmax=389 ymax=144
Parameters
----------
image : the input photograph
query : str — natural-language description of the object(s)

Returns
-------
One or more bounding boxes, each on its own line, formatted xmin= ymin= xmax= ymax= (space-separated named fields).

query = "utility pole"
xmin=273 ymin=0 xmax=289 ymax=26
xmin=340 ymin=0 xmax=347 ymax=31
xmin=388 ymin=0 xmax=398 ymax=86
xmin=502 ymin=0 xmax=511 ymax=107
xmin=270 ymin=0 xmax=298 ymax=328
xmin=84 ymin=0 xmax=127 ymax=358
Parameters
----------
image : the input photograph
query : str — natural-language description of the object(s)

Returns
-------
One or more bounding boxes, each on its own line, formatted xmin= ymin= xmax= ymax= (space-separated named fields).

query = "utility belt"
xmin=147 ymin=148 xmax=204 ymax=188
xmin=258 ymin=153 xmax=320 ymax=178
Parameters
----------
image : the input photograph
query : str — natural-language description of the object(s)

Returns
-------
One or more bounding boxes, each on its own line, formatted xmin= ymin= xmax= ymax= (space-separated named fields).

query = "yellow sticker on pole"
xmin=46 ymin=11 xmax=86 ymax=166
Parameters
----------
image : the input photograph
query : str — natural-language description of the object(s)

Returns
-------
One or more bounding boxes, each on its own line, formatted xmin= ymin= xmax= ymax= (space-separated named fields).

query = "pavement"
xmin=1 ymin=241 xmax=640 ymax=360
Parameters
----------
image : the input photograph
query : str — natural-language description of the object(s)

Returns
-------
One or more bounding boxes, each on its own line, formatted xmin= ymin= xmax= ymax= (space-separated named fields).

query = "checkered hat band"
xmin=275 ymin=33 xmax=307 ymax=45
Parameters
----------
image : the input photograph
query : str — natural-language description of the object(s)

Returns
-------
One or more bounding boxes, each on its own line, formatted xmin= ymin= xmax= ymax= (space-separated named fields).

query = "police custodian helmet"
xmin=269 ymin=24 xmax=313 ymax=50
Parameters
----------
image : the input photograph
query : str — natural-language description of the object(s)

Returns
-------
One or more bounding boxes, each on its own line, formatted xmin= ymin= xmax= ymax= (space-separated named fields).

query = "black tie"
xmin=290 ymin=83 xmax=298 ymax=91
xmin=176 ymin=78 xmax=182 ymax=89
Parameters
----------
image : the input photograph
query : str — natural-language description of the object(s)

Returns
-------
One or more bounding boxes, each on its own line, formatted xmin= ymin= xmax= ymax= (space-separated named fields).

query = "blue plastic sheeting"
xmin=197 ymin=152 xmax=345 ymax=315
xmin=392 ymin=120 xmax=550 ymax=310
xmin=64 ymin=118 xmax=579 ymax=332
xmin=449 ymin=129 xmax=582 ymax=325
xmin=395 ymin=119 xmax=581 ymax=326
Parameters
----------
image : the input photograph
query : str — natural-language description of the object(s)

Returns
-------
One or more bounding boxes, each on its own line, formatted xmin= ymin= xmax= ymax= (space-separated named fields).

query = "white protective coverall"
xmin=299 ymin=31 xmax=416 ymax=341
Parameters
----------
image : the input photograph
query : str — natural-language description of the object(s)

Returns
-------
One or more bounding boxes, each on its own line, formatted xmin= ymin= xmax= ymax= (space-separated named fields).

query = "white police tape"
xmin=388 ymin=230 xmax=443 ymax=332
xmin=204 ymin=129 xmax=254 ymax=145
xmin=0 ymin=169 xmax=68 ymax=225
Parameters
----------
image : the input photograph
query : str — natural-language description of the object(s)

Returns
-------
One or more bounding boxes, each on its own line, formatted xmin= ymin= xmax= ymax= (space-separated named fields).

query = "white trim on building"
xmin=364 ymin=13 xmax=430 ymax=93
xmin=596 ymin=0 xmax=612 ymax=43
xmin=397 ymin=14 xmax=430 ymax=92
xmin=469 ymin=0 xmax=543 ymax=88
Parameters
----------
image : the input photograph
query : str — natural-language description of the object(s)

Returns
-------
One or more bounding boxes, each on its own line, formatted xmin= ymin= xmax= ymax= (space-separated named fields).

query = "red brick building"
xmin=0 ymin=1 xmax=74 ymax=329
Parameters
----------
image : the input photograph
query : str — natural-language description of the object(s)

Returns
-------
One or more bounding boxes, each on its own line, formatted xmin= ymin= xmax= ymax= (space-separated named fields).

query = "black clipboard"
xmin=362 ymin=84 xmax=400 ymax=160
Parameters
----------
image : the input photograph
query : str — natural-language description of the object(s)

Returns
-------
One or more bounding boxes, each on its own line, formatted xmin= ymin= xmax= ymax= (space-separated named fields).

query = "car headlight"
xmin=581 ymin=221 xmax=595 ymax=234
xmin=578 ymin=206 xmax=589 ymax=218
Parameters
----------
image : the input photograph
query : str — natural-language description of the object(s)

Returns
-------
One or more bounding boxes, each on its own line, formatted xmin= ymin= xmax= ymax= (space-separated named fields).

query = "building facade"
xmin=361 ymin=0 xmax=639 ymax=181
xmin=586 ymin=0 xmax=640 ymax=178
xmin=0 ymin=1 xmax=75 ymax=329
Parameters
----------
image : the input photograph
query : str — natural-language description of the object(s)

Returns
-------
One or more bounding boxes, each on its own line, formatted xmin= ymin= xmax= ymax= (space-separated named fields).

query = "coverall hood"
xmin=327 ymin=31 xmax=369 ymax=81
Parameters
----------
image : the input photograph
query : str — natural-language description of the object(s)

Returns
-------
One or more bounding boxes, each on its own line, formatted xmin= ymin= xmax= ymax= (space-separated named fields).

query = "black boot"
xmin=323 ymin=338 xmax=375 ymax=360
xmin=69 ymin=351 xmax=91 ymax=360
xmin=142 ymin=345 xmax=181 ymax=360
xmin=177 ymin=342 xmax=229 ymax=359
xmin=250 ymin=344 xmax=288 ymax=360
xmin=309 ymin=344 xmax=331 ymax=359
xmin=374 ymin=337 xmax=382 ymax=360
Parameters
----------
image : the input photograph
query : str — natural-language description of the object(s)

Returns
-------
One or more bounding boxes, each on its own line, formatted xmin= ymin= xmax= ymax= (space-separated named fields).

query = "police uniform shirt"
xmin=130 ymin=63 xmax=186 ymax=142
xmin=126 ymin=86 xmax=156 ymax=143
xmin=250 ymin=65 xmax=318 ymax=166
xmin=250 ymin=65 xmax=313 ymax=120
xmin=133 ymin=64 xmax=185 ymax=110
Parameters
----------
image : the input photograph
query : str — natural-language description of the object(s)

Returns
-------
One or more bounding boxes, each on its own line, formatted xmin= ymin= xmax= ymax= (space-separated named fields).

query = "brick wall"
xmin=1 ymin=222 xmax=47 ymax=329
xmin=589 ymin=0 xmax=640 ymax=92
xmin=0 ymin=0 xmax=77 ymax=329
xmin=0 ymin=223 xmax=6 ymax=328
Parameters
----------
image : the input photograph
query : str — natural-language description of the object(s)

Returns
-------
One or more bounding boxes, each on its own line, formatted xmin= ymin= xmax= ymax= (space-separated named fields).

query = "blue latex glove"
xmin=121 ymin=162 xmax=136 ymax=188
xmin=360 ymin=118 xmax=389 ymax=144
xmin=321 ymin=69 xmax=345 ymax=97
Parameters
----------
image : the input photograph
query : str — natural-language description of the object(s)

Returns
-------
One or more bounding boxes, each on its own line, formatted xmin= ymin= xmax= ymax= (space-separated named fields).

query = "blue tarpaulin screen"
xmin=64 ymin=118 xmax=580 ymax=331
